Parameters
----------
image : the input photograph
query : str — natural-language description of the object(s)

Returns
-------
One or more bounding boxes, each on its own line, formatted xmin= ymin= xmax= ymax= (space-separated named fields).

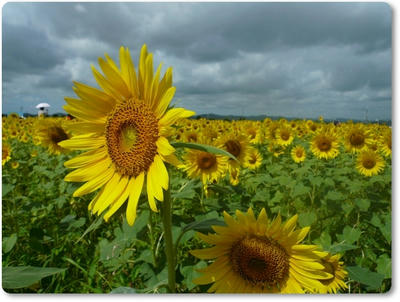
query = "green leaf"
xmin=110 ymin=286 xmax=137 ymax=293
xmin=326 ymin=191 xmax=344 ymax=201
xmin=183 ymin=218 xmax=225 ymax=234
xmin=76 ymin=213 xmax=104 ymax=243
xmin=376 ymin=254 xmax=391 ymax=279
xmin=298 ymin=211 xmax=317 ymax=227
xmin=207 ymin=183 xmax=234 ymax=195
xmin=2 ymin=266 xmax=67 ymax=289
xmin=355 ymin=199 xmax=371 ymax=212
xmin=346 ymin=266 xmax=385 ymax=290
xmin=171 ymin=142 xmax=238 ymax=161
xmin=341 ymin=201 xmax=354 ymax=215
xmin=2 ymin=233 xmax=17 ymax=254
xmin=2 ymin=183 xmax=14 ymax=197
xmin=180 ymin=261 xmax=207 ymax=290
xmin=291 ymin=183 xmax=310 ymax=197
xmin=270 ymin=191 xmax=284 ymax=204
xmin=337 ymin=226 xmax=361 ymax=244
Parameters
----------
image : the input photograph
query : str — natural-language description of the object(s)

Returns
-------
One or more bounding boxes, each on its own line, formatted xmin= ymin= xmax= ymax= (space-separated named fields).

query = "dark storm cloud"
xmin=1 ymin=2 xmax=392 ymax=120
xmin=2 ymin=23 xmax=64 ymax=78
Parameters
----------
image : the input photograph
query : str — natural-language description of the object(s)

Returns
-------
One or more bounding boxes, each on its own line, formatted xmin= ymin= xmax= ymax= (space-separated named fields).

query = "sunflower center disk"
xmin=296 ymin=149 xmax=303 ymax=157
xmin=197 ymin=152 xmax=217 ymax=170
xmin=106 ymin=99 xmax=159 ymax=177
xmin=318 ymin=138 xmax=332 ymax=151
xmin=225 ymin=140 xmax=242 ymax=158
xmin=49 ymin=126 xmax=69 ymax=143
xmin=230 ymin=236 xmax=289 ymax=287
xmin=363 ymin=158 xmax=376 ymax=169
xmin=349 ymin=133 xmax=364 ymax=146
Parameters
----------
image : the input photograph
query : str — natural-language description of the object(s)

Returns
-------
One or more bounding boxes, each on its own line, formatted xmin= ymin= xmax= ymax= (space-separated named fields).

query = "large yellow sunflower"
xmin=310 ymin=129 xmax=339 ymax=160
xmin=191 ymin=208 xmax=332 ymax=293
xmin=59 ymin=45 xmax=194 ymax=225
xmin=356 ymin=150 xmax=385 ymax=177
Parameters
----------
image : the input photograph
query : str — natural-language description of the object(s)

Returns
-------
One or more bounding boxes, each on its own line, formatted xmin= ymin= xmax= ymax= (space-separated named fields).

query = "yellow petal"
xmin=73 ymin=167 xmax=114 ymax=197
xmin=119 ymin=47 xmax=138 ymax=98
xmin=64 ymin=157 xmax=112 ymax=182
xmin=98 ymin=57 xmax=131 ymax=99
xmin=58 ymin=134 xmax=105 ymax=151
xmin=72 ymin=81 xmax=116 ymax=108
xmin=156 ymin=136 xmax=175 ymax=156
xmin=148 ymin=161 xmax=164 ymax=202
xmin=159 ymin=107 xmax=195 ymax=128
xmin=91 ymin=173 xmax=122 ymax=214
xmin=126 ymin=172 xmax=145 ymax=225
xmin=146 ymin=173 xmax=158 ymax=212
xmin=190 ymin=246 xmax=229 ymax=259
xmin=64 ymin=147 xmax=107 ymax=169
xmin=66 ymin=121 xmax=105 ymax=136
xmin=96 ymin=175 xmax=129 ymax=215
xmin=153 ymin=155 xmax=169 ymax=190
xmin=154 ymin=86 xmax=176 ymax=119
xmin=91 ymin=65 xmax=125 ymax=101
xmin=104 ymin=176 xmax=135 ymax=222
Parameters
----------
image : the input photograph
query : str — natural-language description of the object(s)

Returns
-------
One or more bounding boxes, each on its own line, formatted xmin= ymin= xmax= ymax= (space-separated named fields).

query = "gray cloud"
xmin=1 ymin=2 xmax=392 ymax=120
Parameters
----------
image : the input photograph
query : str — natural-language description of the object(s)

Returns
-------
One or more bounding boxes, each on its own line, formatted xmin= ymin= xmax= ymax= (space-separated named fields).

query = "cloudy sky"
xmin=2 ymin=2 xmax=392 ymax=120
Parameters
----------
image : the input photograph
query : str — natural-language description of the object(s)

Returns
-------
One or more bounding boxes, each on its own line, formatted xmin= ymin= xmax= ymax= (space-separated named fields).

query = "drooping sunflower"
xmin=59 ymin=45 xmax=195 ymax=225
xmin=356 ymin=150 xmax=385 ymax=177
xmin=291 ymin=145 xmax=306 ymax=163
xmin=343 ymin=125 xmax=372 ymax=153
xmin=310 ymin=129 xmax=339 ymax=160
xmin=244 ymin=147 xmax=262 ymax=170
xmin=268 ymin=142 xmax=286 ymax=157
xmin=36 ymin=119 xmax=71 ymax=155
xmin=315 ymin=252 xmax=348 ymax=294
xmin=180 ymin=137 xmax=228 ymax=195
xmin=191 ymin=208 xmax=332 ymax=293
xmin=217 ymin=132 xmax=251 ymax=183
xmin=2 ymin=141 xmax=12 ymax=166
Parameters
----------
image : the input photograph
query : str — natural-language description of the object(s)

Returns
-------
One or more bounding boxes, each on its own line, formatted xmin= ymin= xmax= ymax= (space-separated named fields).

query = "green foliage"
xmin=2 ymin=135 xmax=391 ymax=293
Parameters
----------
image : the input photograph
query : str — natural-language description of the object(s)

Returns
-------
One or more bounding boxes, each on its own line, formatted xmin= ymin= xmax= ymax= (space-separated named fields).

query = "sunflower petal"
xmin=126 ymin=172 xmax=145 ymax=226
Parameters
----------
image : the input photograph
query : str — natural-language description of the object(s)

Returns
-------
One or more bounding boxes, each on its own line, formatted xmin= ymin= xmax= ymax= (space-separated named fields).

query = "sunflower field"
xmin=2 ymin=46 xmax=392 ymax=294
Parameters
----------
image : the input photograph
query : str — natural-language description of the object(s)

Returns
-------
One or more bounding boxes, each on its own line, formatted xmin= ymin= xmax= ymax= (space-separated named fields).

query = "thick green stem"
xmin=161 ymin=185 xmax=176 ymax=293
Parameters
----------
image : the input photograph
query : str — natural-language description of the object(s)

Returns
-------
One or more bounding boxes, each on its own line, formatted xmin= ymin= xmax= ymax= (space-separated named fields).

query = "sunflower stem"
xmin=161 ymin=183 xmax=176 ymax=293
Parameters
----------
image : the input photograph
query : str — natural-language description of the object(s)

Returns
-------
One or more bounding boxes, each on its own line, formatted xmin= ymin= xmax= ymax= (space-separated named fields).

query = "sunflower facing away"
xmin=356 ymin=150 xmax=385 ymax=177
xmin=59 ymin=45 xmax=195 ymax=225
xmin=191 ymin=208 xmax=334 ymax=293
xmin=315 ymin=252 xmax=348 ymax=294
xmin=36 ymin=119 xmax=71 ymax=155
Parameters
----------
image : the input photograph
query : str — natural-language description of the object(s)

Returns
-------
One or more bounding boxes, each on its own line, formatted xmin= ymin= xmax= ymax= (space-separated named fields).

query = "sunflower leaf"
xmin=170 ymin=142 xmax=238 ymax=161
xmin=346 ymin=266 xmax=385 ymax=290
xmin=2 ymin=266 xmax=67 ymax=289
